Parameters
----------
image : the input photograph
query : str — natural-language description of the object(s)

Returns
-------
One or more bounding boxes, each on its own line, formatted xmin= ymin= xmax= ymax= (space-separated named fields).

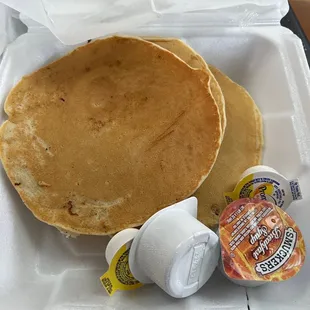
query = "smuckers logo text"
xmin=255 ymin=227 xmax=297 ymax=275
xmin=250 ymin=225 xmax=282 ymax=260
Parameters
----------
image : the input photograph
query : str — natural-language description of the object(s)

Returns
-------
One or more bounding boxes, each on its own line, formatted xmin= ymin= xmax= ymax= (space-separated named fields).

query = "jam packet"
xmin=219 ymin=198 xmax=306 ymax=287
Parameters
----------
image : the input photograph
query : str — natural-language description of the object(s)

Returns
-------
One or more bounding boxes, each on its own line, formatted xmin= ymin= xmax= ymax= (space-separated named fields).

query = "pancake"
xmin=195 ymin=66 xmax=263 ymax=228
xmin=0 ymin=36 xmax=222 ymax=235
xmin=144 ymin=38 xmax=263 ymax=228
xmin=146 ymin=37 xmax=226 ymax=136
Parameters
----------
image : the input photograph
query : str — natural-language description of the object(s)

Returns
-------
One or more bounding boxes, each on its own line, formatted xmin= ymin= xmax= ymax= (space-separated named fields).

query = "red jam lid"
xmin=219 ymin=198 xmax=306 ymax=282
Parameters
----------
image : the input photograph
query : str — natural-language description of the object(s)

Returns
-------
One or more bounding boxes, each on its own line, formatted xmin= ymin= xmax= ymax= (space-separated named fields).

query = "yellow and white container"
xmin=225 ymin=165 xmax=303 ymax=210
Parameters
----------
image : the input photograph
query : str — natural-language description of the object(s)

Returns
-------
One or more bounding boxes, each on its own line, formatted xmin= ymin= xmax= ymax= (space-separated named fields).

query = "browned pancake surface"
xmin=0 ymin=36 xmax=221 ymax=235
xmin=196 ymin=66 xmax=263 ymax=228
xmin=146 ymin=37 xmax=226 ymax=135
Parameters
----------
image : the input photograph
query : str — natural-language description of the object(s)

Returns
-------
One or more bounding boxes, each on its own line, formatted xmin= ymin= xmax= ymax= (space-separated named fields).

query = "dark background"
xmin=281 ymin=3 xmax=310 ymax=65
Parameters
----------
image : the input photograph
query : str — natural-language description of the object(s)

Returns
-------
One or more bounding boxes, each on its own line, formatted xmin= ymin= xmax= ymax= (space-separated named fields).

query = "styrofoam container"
xmin=0 ymin=1 xmax=310 ymax=309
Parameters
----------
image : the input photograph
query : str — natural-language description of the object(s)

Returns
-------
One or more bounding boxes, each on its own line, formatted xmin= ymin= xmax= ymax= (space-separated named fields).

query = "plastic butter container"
xmin=225 ymin=165 xmax=303 ymax=210
xmin=1 ymin=0 xmax=310 ymax=309
xmin=218 ymin=198 xmax=306 ymax=287
xmin=103 ymin=198 xmax=220 ymax=298
xmin=101 ymin=228 xmax=142 ymax=296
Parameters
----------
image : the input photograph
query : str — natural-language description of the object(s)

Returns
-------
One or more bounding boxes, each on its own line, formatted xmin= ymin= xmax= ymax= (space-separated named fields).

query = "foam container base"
xmin=0 ymin=25 xmax=310 ymax=310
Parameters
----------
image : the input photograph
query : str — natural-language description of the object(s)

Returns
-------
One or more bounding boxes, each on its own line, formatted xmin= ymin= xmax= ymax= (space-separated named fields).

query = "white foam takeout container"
xmin=0 ymin=0 xmax=310 ymax=309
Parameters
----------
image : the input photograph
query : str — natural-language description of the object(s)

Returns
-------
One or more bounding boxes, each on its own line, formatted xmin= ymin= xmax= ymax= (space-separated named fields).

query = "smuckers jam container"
xmin=224 ymin=165 xmax=303 ymax=210
xmin=218 ymin=198 xmax=306 ymax=287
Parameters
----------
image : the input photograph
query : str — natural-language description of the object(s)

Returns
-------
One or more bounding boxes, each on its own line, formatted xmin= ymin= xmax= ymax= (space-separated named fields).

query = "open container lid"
xmin=0 ymin=0 xmax=289 ymax=45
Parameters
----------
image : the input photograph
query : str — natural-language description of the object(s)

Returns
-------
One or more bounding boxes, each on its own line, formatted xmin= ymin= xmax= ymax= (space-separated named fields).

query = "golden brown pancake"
xmin=145 ymin=37 xmax=226 ymax=136
xmin=0 ymin=36 xmax=222 ymax=235
xmin=143 ymin=38 xmax=262 ymax=228
xmin=195 ymin=66 xmax=263 ymax=228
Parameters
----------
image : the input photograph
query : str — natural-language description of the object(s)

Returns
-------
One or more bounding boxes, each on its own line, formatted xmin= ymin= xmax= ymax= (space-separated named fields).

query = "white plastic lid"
xmin=128 ymin=197 xmax=220 ymax=298
xmin=167 ymin=228 xmax=219 ymax=298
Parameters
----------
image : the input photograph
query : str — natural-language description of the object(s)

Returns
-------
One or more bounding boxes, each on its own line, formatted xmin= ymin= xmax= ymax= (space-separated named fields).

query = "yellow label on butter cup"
xmin=100 ymin=245 xmax=143 ymax=296
xmin=225 ymin=173 xmax=255 ymax=204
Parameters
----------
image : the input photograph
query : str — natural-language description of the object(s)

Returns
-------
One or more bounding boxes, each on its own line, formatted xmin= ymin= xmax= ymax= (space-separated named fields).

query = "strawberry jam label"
xmin=219 ymin=198 xmax=305 ymax=282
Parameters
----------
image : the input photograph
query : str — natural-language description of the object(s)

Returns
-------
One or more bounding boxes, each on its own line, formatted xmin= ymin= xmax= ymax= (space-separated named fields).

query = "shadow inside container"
xmin=0 ymin=165 xmax=45 ymax=244
xmin=117 ymin=269 xmax=248 ymax=309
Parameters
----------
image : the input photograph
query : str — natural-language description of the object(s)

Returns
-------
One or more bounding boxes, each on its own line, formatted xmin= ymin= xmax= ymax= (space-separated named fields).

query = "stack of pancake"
xmin=0 ymin=36 xmax=263 ymax=235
